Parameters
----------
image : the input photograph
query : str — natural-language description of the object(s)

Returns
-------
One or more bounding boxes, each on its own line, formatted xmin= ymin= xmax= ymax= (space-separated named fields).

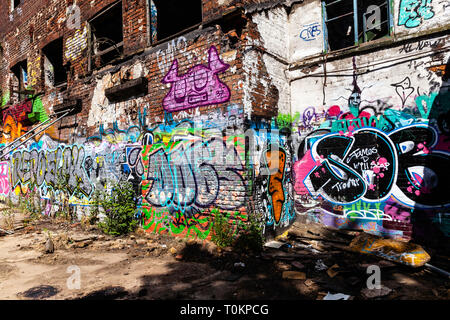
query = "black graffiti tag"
xmin=306 ymin=126 xmax=449 ymax=207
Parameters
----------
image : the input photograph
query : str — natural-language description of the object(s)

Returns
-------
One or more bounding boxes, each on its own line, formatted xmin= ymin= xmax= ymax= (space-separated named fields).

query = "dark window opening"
xmin=10 ymin=60 xmax=28 ymax=102
xmin=29 ymin=26 xmax=34 ymax=43
xmin=12 ymin=0 xmax=21 ymax=10
xmin=90 ymin=1 xmax=124 ymax=68
xmin=323 ymin=0 xmax=390 ymax=52
xmin=150 ymin=0 xmax=202 ymax=43
xmin=43 ymin=38 xmax=67 ymax=87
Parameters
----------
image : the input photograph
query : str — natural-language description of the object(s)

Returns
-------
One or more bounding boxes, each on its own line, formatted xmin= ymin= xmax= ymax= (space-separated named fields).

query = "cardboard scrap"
xmin=304 ymin=279 xmax=315 ymax=287
xmin=282 ymin=271 xmax=306 ymax=280
xmin=323 ymin=292 xmax=351 ymax=300
xmin=327 ymin=264 xmax=340 ymax=278
xmin=349 ymin=233 xmax=430 ymax=267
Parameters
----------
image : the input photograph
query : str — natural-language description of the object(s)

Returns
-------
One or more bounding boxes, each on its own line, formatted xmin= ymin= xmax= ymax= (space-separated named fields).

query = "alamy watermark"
xmin=366 ymin=265 xmax=381 ymax=290
xmin=67 ymin=265 xmax=81 ymax=290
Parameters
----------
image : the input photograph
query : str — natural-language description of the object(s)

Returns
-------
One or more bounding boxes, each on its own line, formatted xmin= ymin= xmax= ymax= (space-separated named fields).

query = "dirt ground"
xmin=0 ymin=207 xmax=449 ymax=301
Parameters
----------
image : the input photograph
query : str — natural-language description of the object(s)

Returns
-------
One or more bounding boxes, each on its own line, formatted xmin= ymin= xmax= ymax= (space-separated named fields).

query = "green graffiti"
xmin=142 ymin=206 xmax=247 ymax=240
xmin=277 ymin=112 xmax=301 ymax=129
xmin=415 ymin=93 xmax=438 ymax=119
xmin=142 ymin=207 xmax=214 ymax=239
xmin=331 ymin=115 xmax=392 ymax=132
xmin=28 ymin=97 xmax=50 ymax=123
xmin=1 ymin=91 xmax=10 ymax=107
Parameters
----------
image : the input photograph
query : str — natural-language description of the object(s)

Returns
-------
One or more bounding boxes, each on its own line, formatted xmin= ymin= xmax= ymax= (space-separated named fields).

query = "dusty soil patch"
xmin=0 ymin=210 xmax=448 ymax=300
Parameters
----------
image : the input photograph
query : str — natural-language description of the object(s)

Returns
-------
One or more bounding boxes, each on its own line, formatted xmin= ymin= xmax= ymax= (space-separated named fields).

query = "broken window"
xmin=322 ymin=0 xmax=391 ymax=52
xmin=89 ymin=1 xmax=124 ymax=68
xmin=10 ymin=60 xmax=28 ymax=102
xmin=43 ymin=38 xmax=67 ymax=87
xmin=11 ymin=0 xmax=21 ymax=11
xmin=150 ymin=0 xmax=202 ymax=43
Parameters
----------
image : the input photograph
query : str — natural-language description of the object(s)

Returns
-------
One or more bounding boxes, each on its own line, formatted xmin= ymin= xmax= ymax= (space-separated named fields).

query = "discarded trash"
xmin=282 ymin=271 xmax=306 ymax=280
xmin=349 ymin=233 xmax=431 ymax=267
xmin=315 ymin=259 xmax=328 ymax=271
xmin=281 ymin=243 xmax=292 ymax=250
xmin=234 ymin=262 xmax=245 ymax=268
xmin=291 ymin=261 xmax=305 ymax=270
xmin=327 ymin=264 xmax=339 ymax=278
xmin=264 ymin=240 xmax=285 ymax=249
xmin=304 ymin=279 xmax=314 ymax=287
xmin=323 ymin=292 xmax=350 ymax=300
xmin=361 ymin=285 xmax=392 ymax=299
xmin=275 ymin=231 xmax=289 ymax=241
xmin=0 ymin=228 xmax=13 ymax=235
xmin=294 ymin=242 xmax=320 ymax=254
xmin=424 ymin=263 xmax=450 ymax=279
xmin=45 ymin=238 xmax=54 ymax=254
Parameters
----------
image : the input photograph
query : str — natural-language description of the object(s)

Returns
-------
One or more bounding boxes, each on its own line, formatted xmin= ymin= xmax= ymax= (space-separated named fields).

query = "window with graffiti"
xmin=322 ymin=0 xmax=391 ymax=51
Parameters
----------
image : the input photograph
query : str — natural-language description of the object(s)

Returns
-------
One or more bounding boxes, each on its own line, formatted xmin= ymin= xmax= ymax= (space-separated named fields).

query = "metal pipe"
xmin=0 ymin=117 xmax=51 ymax=153
xmin=0 ymin=109 xmax=72 ymax=159
xmin=353 ymin=0 xmax=359 ymax=45
xmin=325 ymin=11 xmax=354 ymax=23
xmin=322 ymin=1 xmax=329 ymax=53
xmin=425 ymin=263 xmax=450 ymax=279
xmin=325 ymin=0 xmax=344 ymax=7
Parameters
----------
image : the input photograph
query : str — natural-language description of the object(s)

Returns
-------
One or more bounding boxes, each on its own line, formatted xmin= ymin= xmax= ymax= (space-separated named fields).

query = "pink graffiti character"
xmin=162 ymin=46 xmax=231 ymax=112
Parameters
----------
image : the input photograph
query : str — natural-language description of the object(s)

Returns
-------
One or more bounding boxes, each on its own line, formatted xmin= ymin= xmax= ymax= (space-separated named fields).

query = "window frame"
xmin=147 ymin=0 xmax=203 ymax=46
xmin=11 ymin=0 xmax=21 ymax=12
xmin=10 ymin=60 xmax=28 ymax=102
xmin=88 ymin=0 xmax=124 ymax=71
xmin=42 ymin=38 xmax=68 ymax=88
xmin=321 ymin=0 xmax=393 ymax=53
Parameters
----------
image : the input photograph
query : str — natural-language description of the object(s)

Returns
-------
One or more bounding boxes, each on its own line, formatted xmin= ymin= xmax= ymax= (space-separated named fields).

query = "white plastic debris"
xmin=264 ymin=240 xmax=285 ymax=249
xmin=294 ymin=243 xmax=320 ymax=254
xmin=323 ymin=292 xmax=351 ymax=300
xmin=315 ymin=259 xmax=328 ymax=271
xmin=234 ymin=262 xmax=245 ymax=268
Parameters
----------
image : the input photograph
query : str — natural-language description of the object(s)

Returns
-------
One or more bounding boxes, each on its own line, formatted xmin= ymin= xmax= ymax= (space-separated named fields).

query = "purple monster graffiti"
xmin=162 ymin=46 xmax=231 ymax=112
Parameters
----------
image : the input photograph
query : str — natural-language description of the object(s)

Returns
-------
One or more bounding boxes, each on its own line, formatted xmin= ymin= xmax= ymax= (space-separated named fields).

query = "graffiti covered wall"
xmin=0 ymin=0 xmax=448 ymax=246
xmin=290 ymin=32 xmax=450 ymax=242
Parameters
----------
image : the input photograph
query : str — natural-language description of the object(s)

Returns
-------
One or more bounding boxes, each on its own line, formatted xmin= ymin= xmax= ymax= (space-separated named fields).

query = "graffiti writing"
xmin=398 ymin=0 xmax=435 ymax=28
xmin=143 ymin=137 xmax=245 ymax=213
xmin=301 ymin=126 xmax=449 ymax=208
xmin=299 ymin=23 xmax=321 ymax=41
xmin=11 ymin=146 xmax=93 ymax=197
xmin=0 ymin=162 xmax=10 ymax=196
xmin=263 ymin=145 xmax=286 ymax=224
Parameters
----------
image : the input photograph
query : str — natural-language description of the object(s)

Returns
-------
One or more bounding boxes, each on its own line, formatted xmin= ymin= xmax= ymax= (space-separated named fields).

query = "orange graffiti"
xmin=264 ymin=147 xmax=286 ymax=224
xmin=427 ymin=65 xmax=446 ymax=77
xmin=0 ymin=115 xmax=25 ymax=144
